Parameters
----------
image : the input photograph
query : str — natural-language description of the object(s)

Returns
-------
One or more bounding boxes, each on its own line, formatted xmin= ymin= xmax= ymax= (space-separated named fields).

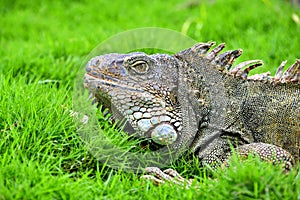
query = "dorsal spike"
xmin=224 ymin=50 xmax=243 ymax=71
xmin=197 ymin=42 xmax=216 ymax=54
xmin=280 ymin=59 xmax=300 ymax=82
xmin=274 ymin=60 xmax=287 ymax=81
xmin=291 ymin=69 xmax=300 ymax=82
xmin=206 ymin=43 xmax=225 ymax=60
xmin=188 ymin=42 xmax=216 ymax=55
xmin=290 ymin=59 xmax=300 ymax=83
xmin=213 ymin=49 xmax=243 ymax=72
xmin=236 ymin=62 xmax=264 ymax=79
xmin=174 ymin=42 xmax=216 ymax=60
xmin=229 ymin=60 xmax=263 ymax=75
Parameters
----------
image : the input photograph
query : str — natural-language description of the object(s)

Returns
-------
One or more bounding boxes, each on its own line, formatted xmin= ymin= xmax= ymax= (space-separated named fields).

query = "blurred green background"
xmin=1 ymin=0 xmax=300 ymax=81
xmin=0 ymin=0 xmax=299 ymax=199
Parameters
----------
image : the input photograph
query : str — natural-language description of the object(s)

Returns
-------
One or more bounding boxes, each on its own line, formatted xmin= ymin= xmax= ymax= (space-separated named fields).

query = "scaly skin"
xmin=84 ymin=42 xmax=300 ymax=178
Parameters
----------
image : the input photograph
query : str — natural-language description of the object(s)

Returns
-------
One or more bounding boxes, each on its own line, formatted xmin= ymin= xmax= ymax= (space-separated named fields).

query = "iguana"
xmin=84 ymin=42 xmax=299 ymax=184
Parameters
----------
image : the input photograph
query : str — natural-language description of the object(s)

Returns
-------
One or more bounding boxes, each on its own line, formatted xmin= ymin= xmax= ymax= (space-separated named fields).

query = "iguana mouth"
xmin=84 ymin=73 xmax=143 ymax=93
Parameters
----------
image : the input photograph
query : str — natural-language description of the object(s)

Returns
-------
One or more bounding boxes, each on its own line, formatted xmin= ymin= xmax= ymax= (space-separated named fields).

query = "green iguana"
xmin=84 ymin=42 xmax=299 ymax=184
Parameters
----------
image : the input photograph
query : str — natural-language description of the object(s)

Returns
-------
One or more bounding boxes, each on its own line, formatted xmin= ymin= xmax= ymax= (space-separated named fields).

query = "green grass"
xmin=0 ymin=0 xmax=299 ymax=199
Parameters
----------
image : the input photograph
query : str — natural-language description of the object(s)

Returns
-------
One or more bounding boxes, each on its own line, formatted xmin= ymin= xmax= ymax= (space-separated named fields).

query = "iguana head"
xmin=84 ymin=52 xmax=188 ymax=146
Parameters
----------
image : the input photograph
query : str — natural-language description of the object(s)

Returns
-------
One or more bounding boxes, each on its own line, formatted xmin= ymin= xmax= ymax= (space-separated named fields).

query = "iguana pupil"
xmin=131 ymin=60 xmax=149 ymax=74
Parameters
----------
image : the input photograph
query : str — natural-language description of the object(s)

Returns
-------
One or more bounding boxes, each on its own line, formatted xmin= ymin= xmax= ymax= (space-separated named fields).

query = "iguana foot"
xmin=235 ymin=142 xmax=294 ymax=171
xmin=141 ymin=167 xmax=194 ymax=187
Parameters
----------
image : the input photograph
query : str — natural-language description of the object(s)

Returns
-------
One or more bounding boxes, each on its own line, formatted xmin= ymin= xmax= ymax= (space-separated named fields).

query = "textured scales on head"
xmin=84 ymin=42 xmax=299 ymax=166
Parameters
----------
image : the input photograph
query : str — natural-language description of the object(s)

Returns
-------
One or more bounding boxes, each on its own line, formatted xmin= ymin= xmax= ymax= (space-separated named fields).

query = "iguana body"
xmin=84 ymin=42 xmax=300 ymax=173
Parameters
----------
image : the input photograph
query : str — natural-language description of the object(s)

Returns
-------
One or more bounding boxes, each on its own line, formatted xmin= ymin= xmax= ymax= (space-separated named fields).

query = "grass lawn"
xmin=0 ymin=0 xmax=299 ymax=199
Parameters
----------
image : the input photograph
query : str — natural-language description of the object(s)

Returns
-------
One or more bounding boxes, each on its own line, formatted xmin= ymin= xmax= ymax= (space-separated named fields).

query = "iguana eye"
xmin=131 ymin=60 xmax=149 ymax=74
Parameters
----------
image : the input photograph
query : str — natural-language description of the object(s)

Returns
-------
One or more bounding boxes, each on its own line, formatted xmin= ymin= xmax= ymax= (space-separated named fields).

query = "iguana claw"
xmin=141 ymin=167 xmax=193 ymax=187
